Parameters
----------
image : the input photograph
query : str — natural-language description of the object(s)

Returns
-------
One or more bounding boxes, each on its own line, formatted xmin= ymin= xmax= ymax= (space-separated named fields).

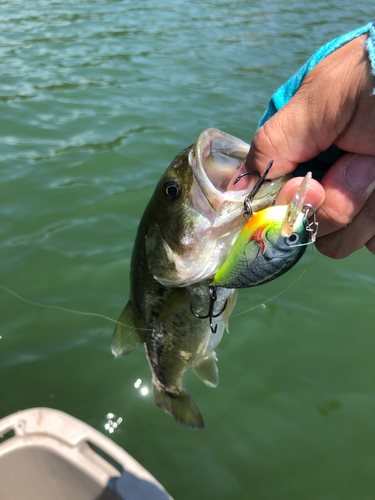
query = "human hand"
xmin=245 ymin=34 xmax=375 ymax=258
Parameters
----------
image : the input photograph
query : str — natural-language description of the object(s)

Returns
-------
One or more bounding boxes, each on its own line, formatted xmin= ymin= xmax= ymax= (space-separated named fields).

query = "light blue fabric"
xmin=367 ymin=22 xmax=375 ymax=78
xmin=258 ymin=22 xmax=374 ymax=129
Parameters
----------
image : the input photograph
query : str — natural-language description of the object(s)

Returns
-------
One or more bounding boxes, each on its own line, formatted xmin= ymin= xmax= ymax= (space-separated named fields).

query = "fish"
xmin=112 ymin=128 xmax=289 ymax=429
xmin=212 ymin=172 xmax=314 ymax=289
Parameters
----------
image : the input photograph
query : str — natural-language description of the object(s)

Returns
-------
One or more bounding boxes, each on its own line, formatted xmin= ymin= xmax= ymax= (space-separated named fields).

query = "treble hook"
xmin=190 ymin=285 xmax=227 ymax=333
xmin=233 ymin=160 xmax=274 ymax=219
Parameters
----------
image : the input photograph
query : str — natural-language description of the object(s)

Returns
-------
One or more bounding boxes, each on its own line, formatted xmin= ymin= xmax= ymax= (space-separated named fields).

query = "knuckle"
xmin=365 ymin=236 xmax=375 ymax=255
xmin=363 ymin=200 xmax=375 ymax=225
xmin=253 ymin=123 xmax=277 ymax=159
xmin=315 ymin=237 xmax=349 ymax=259
xmin=317 ymin=204 xmax=353 ymax=233
xmin=249 ymin=129 xmax=274 ymax=171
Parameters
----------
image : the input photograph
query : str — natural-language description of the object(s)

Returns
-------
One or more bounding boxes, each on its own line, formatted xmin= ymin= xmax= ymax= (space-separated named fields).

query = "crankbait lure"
xmin=191 ymin=162 xmax=318 ymax=332
xmin=212 ymin=170 xmax=315 ymax=289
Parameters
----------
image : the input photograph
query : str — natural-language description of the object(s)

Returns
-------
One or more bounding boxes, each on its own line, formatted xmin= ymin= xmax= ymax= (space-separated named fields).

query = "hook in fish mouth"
xmin=233 ymin=164 xmax=314 ymax=235
xmin=232 ymin=160 xmax=274 ymax=220
xmin=190 ymin=285 xmax=227 ymax=334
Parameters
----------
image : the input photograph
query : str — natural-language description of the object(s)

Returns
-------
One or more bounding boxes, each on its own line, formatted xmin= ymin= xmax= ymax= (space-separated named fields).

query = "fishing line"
xmin=0 ymin=284 xmax=154 ymax=333
xmin=0 ymin=245 xmax=313 ymax=334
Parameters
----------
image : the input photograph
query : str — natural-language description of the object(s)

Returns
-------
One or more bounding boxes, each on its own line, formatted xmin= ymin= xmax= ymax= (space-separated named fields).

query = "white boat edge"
xmin=0 ymin=407 xmax=173 ymax=500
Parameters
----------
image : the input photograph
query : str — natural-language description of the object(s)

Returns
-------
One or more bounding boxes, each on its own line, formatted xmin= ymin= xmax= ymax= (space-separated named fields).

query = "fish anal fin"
xmin=111 ymin=300 xmax=142 ymax=358
xmin=193 ymin=352 xmax=219 ymax=388
xmin=157 ymin=288 xmax=191 ymax=322
xmin=153 ymin=382 xmax=204 ymax=429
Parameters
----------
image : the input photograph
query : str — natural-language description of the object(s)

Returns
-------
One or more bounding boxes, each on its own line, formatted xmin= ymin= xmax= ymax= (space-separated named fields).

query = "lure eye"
xmin=284 ymin=233 xmax=299 ymax=246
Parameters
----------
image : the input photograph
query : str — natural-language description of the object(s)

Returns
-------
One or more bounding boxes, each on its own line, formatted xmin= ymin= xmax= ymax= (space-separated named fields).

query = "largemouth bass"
xmin=112 ymin=128 xmax=289 ymax=429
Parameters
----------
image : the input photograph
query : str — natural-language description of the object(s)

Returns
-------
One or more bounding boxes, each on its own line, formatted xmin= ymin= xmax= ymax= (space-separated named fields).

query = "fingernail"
xmin=345 ymin=154 xmax=375 ymax=190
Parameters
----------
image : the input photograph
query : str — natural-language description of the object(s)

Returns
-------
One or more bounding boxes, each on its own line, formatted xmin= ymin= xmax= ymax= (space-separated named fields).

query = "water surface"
xmin=1 ymin=1 xmax=374 ymax=499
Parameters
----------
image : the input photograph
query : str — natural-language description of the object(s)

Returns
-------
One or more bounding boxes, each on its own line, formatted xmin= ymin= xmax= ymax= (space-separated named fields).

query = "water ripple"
xmin=8 ymin=218 xmax=92 ymax=246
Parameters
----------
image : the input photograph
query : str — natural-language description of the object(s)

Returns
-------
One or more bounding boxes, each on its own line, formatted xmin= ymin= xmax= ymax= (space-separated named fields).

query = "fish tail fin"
xmin=152 ymin=382 xmax=204 ymax=429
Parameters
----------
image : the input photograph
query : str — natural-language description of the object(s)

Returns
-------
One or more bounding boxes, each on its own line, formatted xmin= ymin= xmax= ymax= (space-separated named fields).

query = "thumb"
xmin=245 ymin=35 xmax=368 ymax=176
xmin=245 ymin=99 xmax=332 ymax=176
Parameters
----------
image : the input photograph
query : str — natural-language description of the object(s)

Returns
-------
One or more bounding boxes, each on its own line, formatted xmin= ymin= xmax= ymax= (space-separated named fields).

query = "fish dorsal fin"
xmin=111 ymin=300 xmax=143 ymax=358
xmin=193 ymin=353 xmax=219 ymax=388
xmin=157 ymin=288 xmax=191 ymax=322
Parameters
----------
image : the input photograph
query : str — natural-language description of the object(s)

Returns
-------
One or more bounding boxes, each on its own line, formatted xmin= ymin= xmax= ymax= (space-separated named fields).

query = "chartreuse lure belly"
xmin=212 ymin=172 xmax=314 ymax=290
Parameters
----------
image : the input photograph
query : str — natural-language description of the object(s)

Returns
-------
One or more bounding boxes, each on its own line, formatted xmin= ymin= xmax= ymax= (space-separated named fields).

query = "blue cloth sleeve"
xmin=257 ymin=22 xmax=375 ymax=180
xmin=258 ymin=22 xmax=374 ymax=128
xmin=367 ymin=22 xmax=375 ymax=79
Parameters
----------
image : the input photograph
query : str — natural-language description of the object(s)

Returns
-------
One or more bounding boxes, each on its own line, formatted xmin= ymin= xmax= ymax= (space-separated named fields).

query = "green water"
xmin=1 ymin=1 xmax=375 ymax=498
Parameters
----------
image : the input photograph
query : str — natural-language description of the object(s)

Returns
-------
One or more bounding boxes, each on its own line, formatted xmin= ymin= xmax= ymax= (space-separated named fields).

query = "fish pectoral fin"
xmin=111 ymin=300 xmax=142 ymax=358
xmin=153 ymin=382 xmax=204 ymax=429
xmin=157 ymin=288 xmax=191 ymax=322
xmin=222 ymin=290 xmax=238 ymax=334
xmin=193 ymin=353 xmax=219 ymax=388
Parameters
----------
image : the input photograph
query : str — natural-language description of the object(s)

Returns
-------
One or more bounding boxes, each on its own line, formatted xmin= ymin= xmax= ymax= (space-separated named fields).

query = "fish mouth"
xmin=190 ymin=128 xmax=289 ymax=218
xmin=191 ymin=128 xmax=251 ymax=213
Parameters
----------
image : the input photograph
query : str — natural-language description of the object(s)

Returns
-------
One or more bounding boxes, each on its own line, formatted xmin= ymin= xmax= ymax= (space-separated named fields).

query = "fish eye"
xmin=284 ymin=233 xmax=299 ymax=246
xmin=163 ymin=180 xmax=181 ymax=201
